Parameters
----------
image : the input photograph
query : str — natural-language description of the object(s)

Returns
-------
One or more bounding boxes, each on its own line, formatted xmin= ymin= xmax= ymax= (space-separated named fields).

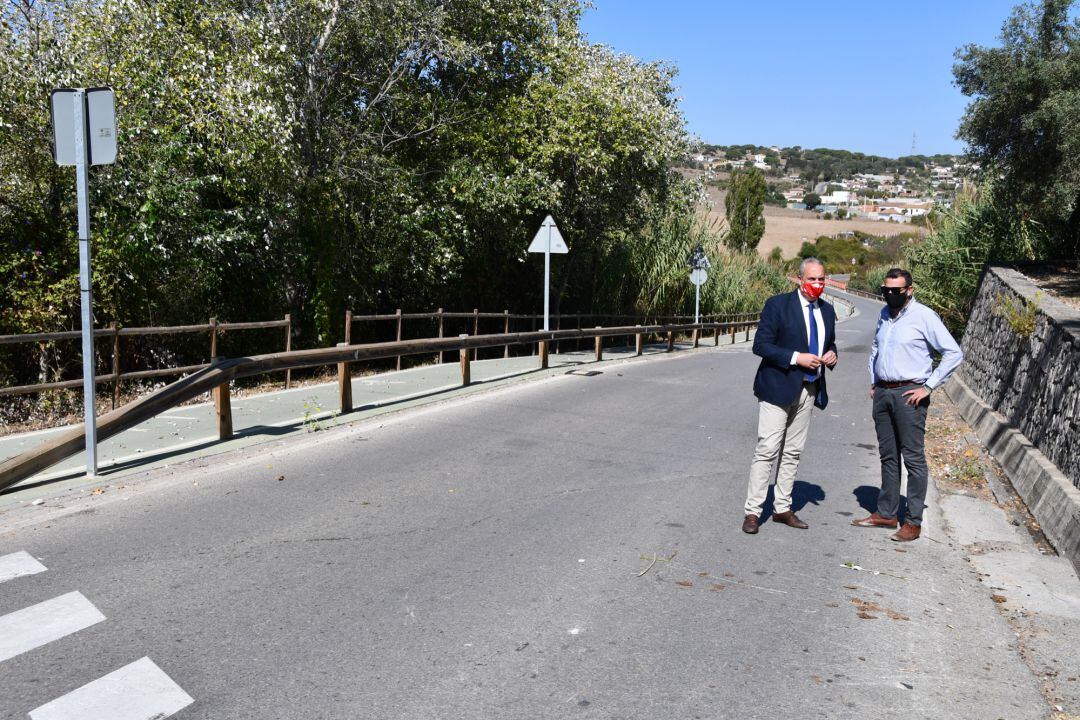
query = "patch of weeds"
xmin=302 ymin=397 xmax=326 ymax=432
xmin=993 ymin=291 xmax=1042 ymax=338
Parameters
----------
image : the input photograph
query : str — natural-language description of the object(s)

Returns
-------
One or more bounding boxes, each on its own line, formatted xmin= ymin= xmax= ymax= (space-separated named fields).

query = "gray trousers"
xmin=872 ymin=386 xmax=929 ymax=525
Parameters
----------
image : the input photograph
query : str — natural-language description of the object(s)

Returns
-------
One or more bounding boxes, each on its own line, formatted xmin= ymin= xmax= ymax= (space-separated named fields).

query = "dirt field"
xmin=698 ymin=181 xmax=926 ymax=259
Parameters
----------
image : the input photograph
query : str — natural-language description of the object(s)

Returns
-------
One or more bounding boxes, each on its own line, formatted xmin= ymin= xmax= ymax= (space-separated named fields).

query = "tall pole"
xmin=695 ymin=283 xmax=700 ymax=324
xmin=74 ymin=90 xmax=98 ymax=477
xmin=543 ymin=224 xmax=551 ymax=331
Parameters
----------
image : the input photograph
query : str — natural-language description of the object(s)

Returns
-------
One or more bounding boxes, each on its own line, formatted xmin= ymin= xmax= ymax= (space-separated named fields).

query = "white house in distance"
xmin=860 ymin=198 xmax=934 ymax=223
xmin=819 ymin=190 xmax=854 ymax=206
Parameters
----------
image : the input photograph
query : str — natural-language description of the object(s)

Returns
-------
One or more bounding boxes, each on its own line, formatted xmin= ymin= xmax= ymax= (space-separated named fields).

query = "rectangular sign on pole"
xmin=50 ymin=87 xmax=116 ymax=167
xmin=85 ymin=87 xmax=117 ymax=165
xmin=49 ymin=89 xmax=78 ymax=166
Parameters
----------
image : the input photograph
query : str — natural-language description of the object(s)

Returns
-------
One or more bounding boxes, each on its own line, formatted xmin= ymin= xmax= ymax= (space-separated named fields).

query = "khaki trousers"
xmin=744 ymin=383 xmax=817 ymax=517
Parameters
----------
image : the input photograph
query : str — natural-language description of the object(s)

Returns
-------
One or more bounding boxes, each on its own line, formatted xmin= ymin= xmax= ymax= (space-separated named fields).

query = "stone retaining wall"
xmin=958 ymin=266 xmax=1080 ymax=490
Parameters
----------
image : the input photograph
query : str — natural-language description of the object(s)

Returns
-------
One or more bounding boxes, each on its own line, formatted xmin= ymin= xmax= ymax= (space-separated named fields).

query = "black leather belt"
xmin=875 ymin=380 xmax=920 ymax=389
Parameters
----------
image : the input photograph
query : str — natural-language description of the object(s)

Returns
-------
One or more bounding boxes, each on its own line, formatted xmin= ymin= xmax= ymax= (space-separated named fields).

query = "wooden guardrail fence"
xmin=0 ymin=316 xmax=292 ymax=404
xmin=0 ymin=316 xmax=759 ymax=492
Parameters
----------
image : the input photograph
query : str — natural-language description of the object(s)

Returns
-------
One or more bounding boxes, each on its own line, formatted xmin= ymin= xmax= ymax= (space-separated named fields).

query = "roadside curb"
xmin=945 ymin=375 xmax=1080 ymax=567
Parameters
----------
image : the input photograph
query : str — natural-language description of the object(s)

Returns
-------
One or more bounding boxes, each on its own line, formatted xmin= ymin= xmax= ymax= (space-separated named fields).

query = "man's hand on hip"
xmin=902 ymin=386 xmax=931 ymax=406
xmin=795 ymin=353 xmax=823 ymax=370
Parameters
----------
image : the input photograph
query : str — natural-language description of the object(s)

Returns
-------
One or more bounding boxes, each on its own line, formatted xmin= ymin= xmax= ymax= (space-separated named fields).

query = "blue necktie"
xmin=805 ymin=302 xmax=819 ymax=382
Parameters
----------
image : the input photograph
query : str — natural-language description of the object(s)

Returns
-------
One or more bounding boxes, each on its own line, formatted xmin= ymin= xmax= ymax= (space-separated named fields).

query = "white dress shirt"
xmin=789 ymin=294 xmax=826 ymax=378
xmin=868 ymin=299 xmax=963 ymax=390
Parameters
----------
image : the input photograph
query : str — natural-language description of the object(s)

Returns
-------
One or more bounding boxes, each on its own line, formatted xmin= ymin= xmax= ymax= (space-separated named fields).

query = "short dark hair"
xmin=885 ymin=268 xmax=913 ymax=286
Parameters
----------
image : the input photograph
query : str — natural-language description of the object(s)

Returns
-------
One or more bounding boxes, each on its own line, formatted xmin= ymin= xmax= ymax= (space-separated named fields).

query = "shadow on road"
xmin=761 ymin=480 xmax=826 ymax=520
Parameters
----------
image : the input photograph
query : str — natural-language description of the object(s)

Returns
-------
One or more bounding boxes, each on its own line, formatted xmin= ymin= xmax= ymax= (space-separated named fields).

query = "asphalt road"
xmin=0 ymin=294 xmax=1047 ymax=719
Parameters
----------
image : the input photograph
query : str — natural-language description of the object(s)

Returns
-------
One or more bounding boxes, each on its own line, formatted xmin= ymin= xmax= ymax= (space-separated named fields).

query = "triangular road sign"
xmin=527 ymin=215 xmax=568 ymax=254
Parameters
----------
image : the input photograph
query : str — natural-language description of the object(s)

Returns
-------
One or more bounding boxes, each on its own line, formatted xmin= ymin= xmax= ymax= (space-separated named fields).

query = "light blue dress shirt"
xmin=868 ymin=299 xmax=963 ymax=390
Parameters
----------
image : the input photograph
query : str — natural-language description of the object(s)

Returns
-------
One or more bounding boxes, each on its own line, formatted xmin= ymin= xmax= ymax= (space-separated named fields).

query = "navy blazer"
xmin=752 ymin=290 xmax=838 ymax=409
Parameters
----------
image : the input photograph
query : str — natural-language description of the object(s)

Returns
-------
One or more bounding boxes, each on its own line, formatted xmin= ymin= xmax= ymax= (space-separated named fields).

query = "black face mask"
xmin=885 ymin=292 xmax=909 ymax=310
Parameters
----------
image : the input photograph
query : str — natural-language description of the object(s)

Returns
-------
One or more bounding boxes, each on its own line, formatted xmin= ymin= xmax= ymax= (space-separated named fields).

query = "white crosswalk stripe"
xmin=28 ymin=657 xmax=194 ymax=720
xmin=0 ymin=591 xmax=105 ymax=663
xmin=0 ymin=551 xmax=47 ymax=583
xmin=0 ymin=551 xmax=196 ymax=716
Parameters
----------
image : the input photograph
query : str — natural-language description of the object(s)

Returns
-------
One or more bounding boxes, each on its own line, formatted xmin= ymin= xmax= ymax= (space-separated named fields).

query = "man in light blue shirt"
xmin=852 ymin=268 xmax=963 ymax=541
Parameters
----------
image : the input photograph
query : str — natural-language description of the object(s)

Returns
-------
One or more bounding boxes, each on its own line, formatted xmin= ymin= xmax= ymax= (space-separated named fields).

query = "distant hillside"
xmin=693 ymin=143 xmax=961 ymax=185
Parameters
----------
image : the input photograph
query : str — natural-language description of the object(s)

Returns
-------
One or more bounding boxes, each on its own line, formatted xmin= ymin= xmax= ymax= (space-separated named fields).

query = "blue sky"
xmin=579 ymin=1 xmax=1022 ymax=157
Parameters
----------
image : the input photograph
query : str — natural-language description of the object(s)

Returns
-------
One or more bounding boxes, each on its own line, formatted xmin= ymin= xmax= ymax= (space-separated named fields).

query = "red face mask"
xmin=801 ymin=280 xmax=825 ymax=301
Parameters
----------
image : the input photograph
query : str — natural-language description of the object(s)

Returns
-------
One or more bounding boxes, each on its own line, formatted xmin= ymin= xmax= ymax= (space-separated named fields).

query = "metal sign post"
xmin=688 ymin=245 xmax=711 ymax=324
xmin=74 ymin=90 xmax=98 ymax=476
xmin=51 ymin=87 xmax=116 ymax=478
xmin=527 ymin=215 xmax=568 ymax=331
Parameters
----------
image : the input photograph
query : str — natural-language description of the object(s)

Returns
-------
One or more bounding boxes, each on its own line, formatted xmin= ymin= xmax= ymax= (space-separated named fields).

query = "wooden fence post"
xmin=693 ymin=328 xmax=700 ymax=348
xmin=504 ymin=310 xmax=510 ymax=359
xmin=337 ymin=342 xmax=352 ymax=413
xmin=715 ymin=322 xmax=720 ymax=346
xmin=283 ymin=314 xmax=292 ymax=389
xmin=745 ymin=323 xmax=751 ymax=342
xmin=345 ymin=310 xmax=352 ymax=345
xmin=211 ymin=357 xmax=233 ymax=440
xmin=472 ymin=308 xmax=479 ymax=361
xmin=459 ymin=334 xmax=471 ymax=386
xmin=635 ymin=326 xmax=643 ymax=356
xmin=436 ymin=308 xmax=444 ymax=364
xmin=110 ymin=322 xmax=120 ymax=409
xmin=539 ymin=340 xmax=549 ymax=369
xmin=667 ymin=330 xmax=675 ymax=352
xmin=395 ymin=308 xmax=403 ymax=371
xmin=594 ymin=327 xmax=603 ymax=362
xmin=530 ymin=314 xmax=537 ymax=355
xmin=209 ymin=317 xmax=218 ymax=358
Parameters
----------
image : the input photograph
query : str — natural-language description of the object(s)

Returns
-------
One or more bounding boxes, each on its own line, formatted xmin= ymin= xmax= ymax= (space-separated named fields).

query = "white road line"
xmin=0 ymin=551 xmax=47 ymax=583
xmin=29 ymin=656 xmax=194 ymax=720
xmin=0 ymin=591 xmax=105 ymax=662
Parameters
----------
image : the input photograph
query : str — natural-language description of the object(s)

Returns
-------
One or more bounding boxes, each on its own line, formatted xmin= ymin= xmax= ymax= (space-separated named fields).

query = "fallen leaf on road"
xmin=675 ymin=580 xmax=693 ymax=588
xmin=697 ymin=571 xmax=709 ymax=577
xmin=843 ymin=584 xmax=858 ymax=590
xmin=852 ymin=597 xmax=909 ymax=621
xmin=825 ymin=602 xmax=839 ymax=608
xmin=91 ymin=488 xmax=104 ymax=496
xmin=711 ymin=584 xmax=725 ymax=592
xmin=842 ymin=562 xmax=907 ymax=579
xmin=276 ymin=475 xmax=285 ymax=482
xmin=991 ymin=594 xmax=1007 ymax=603
xmin=857 ymin=612 xmax=877 ymax=620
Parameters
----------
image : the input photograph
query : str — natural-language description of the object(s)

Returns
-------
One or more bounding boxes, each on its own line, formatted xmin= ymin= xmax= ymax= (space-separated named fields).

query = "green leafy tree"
xmin=803 ymin=192 xmax=822 ymax=210
xmin=724 ymin=168 xmax=766 ymax=252
xmin=953 ymin=0 xmax=1080 ymax=260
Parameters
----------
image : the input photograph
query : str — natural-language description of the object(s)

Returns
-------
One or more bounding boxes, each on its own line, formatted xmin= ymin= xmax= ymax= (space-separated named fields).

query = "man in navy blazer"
xmin=742 ymin=257 xmax=838 ymax=534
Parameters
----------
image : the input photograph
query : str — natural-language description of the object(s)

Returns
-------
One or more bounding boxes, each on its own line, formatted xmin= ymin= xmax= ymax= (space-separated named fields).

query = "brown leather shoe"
xmin=771 ymin=511 xmax=809 ymax=529
xmin=851 ymin=512 xmax=898 ymax=528
xmin=891 ymin=523 xmax=921 ymax=542
xmin=742 ymin=515 xmax=760 ymax=534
